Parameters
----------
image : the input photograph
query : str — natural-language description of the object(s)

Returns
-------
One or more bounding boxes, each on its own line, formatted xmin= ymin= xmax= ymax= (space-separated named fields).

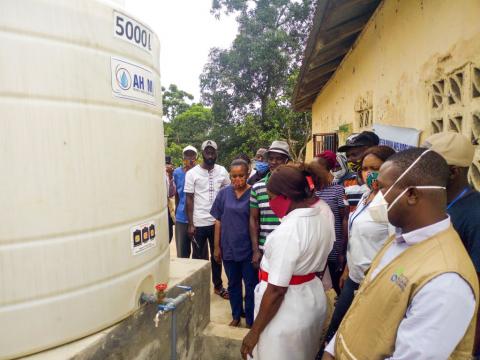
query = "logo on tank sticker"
xmin=116 ymin=67 xmax=131 ymax=90
xmin=131 ymin=220 xmax=157 ymax=255
xmin=111 ymin=57 xmax=157 ymax=106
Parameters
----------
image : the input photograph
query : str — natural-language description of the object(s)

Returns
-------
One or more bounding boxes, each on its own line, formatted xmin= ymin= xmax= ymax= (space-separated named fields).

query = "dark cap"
xmin=338 ymin=131 xmax=379 ymax=152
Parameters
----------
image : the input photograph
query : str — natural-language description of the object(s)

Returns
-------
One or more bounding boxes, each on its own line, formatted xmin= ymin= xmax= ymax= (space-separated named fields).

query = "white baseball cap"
xmin=201 ymin=140 xmax=218 ymax=150
xmin=182 ymin=145 xmax=198 ymax=154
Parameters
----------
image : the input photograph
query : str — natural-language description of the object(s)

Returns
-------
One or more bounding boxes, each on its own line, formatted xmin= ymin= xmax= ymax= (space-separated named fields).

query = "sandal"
xmin=214 ymin=287 xmax=229 ymax=300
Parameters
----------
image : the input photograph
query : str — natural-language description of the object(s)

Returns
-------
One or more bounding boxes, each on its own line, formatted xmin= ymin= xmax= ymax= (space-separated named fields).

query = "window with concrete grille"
xmin=355 ymin=93 xmax=373 ymax=129
xmin=447 ymin=72 xmax=464 ymax=105
xmin=429 ymin=63 xmax=480 ymax=190
xmin=358 ymin=109 xmax=372 ymax=128
xmin=431 ymin=118 xmax=444 ymax=134
xmin=449 ymin=115 xmax=463 ymax=133
xmin=431 ymin=80 xmax=444 ymax=109
xmin=473 ymin=67 xmax=480 ymax=98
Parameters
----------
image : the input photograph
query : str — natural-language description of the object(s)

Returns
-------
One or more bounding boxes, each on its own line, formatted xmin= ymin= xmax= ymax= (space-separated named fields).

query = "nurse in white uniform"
xmin=241 ymin=164 xmax=334 ymax=360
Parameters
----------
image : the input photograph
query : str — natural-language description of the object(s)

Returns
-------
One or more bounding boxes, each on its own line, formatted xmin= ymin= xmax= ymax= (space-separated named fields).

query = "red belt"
xmin=258 ymin=269 xmax=316 ymax=285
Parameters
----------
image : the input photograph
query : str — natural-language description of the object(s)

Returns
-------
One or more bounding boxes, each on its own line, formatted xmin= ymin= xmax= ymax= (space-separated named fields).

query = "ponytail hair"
xmin=267 ymin=163 xmax=325 ymax=201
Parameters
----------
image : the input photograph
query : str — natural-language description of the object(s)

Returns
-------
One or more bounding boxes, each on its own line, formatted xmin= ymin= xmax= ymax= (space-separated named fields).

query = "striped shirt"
xmin=250 ymin=174 xmax=280 ymax=249
xmin=316 ymin=184 xmax=346 ymax=262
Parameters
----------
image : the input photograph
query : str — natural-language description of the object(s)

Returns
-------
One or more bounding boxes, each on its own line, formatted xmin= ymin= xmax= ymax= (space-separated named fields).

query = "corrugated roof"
xmin=293 ymin=0 xmax=381 ymax=111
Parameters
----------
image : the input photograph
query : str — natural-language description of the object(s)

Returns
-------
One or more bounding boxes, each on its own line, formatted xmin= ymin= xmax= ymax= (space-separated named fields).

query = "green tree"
xmin=164 ymin=103 xmax=216 ymax=166
xmin=200 ymin=0 xmax=315 ymax=161
xmin=169 ymin=104 xmax=213 ymax=147
xmin=162 ymin=84 xmax=194 ymax=122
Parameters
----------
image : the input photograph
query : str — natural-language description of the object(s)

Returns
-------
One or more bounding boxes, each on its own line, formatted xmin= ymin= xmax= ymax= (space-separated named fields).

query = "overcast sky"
xmin=125 ymin=0 xmax=238 ymax=102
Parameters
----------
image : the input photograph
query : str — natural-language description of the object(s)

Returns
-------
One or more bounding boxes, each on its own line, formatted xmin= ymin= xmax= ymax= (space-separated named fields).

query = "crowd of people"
xmin=165 ymin=130 xmax=480 ymax=359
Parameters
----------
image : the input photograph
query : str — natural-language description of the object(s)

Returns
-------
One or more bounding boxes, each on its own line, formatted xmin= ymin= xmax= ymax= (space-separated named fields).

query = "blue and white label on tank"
xmin=131 ymin=220 xmax=157 ymax=256
xmin=111 ymin=57 xmax=157 ymax=105
xmin=114 ymin=11 xmax=153 ymax=53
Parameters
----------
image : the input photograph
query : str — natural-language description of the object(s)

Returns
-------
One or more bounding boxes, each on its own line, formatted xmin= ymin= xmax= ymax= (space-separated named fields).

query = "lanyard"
xmin=447 ymin=187 xmax=470 ymax=210
xmin=348 ymin=199 xmax=371 ymax=233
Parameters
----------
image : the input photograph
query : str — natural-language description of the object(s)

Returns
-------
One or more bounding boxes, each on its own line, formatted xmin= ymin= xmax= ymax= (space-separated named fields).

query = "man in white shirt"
xmin=185 ymin=140 xmax=230 ymax=298
xmin=323 ymin=148 xmax=478 ymax=359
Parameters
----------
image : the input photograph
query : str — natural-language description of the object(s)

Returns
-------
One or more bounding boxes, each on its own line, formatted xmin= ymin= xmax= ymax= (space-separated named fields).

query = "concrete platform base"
xmin=23 ymin=258 xmax=211 ymax=360
xmin=22 ymin=251 xmax=255 ymax=360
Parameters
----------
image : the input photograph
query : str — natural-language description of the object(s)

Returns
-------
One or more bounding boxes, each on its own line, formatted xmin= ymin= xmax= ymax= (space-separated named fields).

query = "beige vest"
xmin=335 ymin=226 xmax=479 ymax=360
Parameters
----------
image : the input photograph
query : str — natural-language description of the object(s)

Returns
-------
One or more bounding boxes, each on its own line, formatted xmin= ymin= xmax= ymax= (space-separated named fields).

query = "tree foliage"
xmin=199 ymin=0 xmax=315 ymax=162
xmin=164 ymin=102 xmax=213 ymax=167
xmin=162 ymin=84 xmax=194 ymax=122
xmin=164 ymin=0 xmax=315 ymax=167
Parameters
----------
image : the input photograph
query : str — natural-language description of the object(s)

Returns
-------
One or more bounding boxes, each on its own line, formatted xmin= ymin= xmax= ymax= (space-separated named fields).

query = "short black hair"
xmin=235 ymin=153 xmax=251 ymax=165
xmin=230 ymin=159 xmax=250 ymax=174
xmin=385 ymin=148 xmax=449 ymax=188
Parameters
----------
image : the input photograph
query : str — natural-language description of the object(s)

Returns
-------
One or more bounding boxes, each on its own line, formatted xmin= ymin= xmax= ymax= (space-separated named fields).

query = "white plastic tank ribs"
xmin=0 ymin=1 xmax=168 ymax=358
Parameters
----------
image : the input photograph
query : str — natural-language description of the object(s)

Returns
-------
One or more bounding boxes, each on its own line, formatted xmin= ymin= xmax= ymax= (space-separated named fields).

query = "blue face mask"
xmin=255 ymin=161 xmax=269 ymax=173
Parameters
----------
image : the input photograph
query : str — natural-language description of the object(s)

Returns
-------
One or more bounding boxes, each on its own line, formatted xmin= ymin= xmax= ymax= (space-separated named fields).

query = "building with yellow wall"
xmin=294 ymin=0 xmax=480 ymax=189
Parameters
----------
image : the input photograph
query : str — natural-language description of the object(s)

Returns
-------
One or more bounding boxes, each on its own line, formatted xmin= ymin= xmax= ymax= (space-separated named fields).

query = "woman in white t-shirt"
xmin=323 ymin=145 xmax=396 ymax=346
xmin=240 ymin=164 xmax=334 ymax=360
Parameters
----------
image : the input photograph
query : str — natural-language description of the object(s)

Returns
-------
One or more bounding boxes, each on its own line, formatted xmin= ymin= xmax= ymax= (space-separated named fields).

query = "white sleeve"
xmin=387 ymin=273 xmax=475 ymax=360
xmin=387 ymin=223 xmax=396 ymax=236
xmin=184 ymin=170 xmax=195 ymax=194
xmin=266 ymin=226 xmax=300 ymax=287
xmin=222 ymin=166 xmax=231 ymax=186
xmin=325 ymin=333 xmax=337 ymax=355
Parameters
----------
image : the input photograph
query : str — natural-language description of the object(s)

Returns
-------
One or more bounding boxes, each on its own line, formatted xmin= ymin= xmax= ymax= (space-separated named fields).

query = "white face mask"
xmin=369 ymin=185 xmax=446 ymax=223
xmin=331 ymin=153 xmax=348 ymax=179
xmin=368 ymin=149 xmax=446 ymax=223
xmin=331 ymin=168 xmax=347 ymax=179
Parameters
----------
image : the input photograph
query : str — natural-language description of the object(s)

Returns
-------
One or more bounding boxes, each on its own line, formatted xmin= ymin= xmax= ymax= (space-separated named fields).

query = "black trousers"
xmin=327 ymin=260 xmax=342 ymax=295
xmin=192 ymin=225 xmax=223 ymax=290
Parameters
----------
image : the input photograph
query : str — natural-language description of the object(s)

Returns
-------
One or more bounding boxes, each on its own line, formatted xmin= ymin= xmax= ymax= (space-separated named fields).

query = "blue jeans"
xmin=175 ymin=222 xmax=192 ymax=258
xmin=223 ymin=259 xmax=258 ymax=326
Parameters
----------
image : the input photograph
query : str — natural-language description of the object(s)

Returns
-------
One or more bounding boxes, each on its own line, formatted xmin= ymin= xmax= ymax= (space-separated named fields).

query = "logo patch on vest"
xmin=390 ymin=267 xmax=409 ymax=291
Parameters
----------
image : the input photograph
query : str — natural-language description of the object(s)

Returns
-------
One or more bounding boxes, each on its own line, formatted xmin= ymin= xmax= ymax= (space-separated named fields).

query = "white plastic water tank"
xmin=0 ymin=1 xmax=169 ymax=358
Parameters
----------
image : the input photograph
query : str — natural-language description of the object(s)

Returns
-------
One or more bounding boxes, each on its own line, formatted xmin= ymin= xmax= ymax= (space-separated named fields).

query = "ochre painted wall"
xmin=309 ymin=0 xmax=480 ymax=172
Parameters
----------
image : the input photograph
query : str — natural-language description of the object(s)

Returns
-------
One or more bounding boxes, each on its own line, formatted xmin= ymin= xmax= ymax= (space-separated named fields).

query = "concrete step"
xmin=194 ymin=322 xmax=248 ymax=360
xmin=198 ymin=323 xmax=248 ymax=360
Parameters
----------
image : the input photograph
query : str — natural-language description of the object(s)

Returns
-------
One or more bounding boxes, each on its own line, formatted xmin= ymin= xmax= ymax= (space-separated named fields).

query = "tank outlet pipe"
xmin=140 ymin=283 xmax=170 ymax=305
xmin=153 ymin=285 xmax=195 ymax=360
xmin=139 ymin=293 xmax=157 ymax=304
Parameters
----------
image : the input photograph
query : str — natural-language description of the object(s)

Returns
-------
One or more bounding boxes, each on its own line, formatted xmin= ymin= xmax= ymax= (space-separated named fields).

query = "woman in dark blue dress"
xmin=211 ymin=159 xmax=258 ymax=327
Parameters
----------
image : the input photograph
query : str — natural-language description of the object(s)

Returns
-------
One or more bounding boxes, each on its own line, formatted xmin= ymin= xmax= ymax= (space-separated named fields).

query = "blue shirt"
xmin=173 ymin=167 xmax=188 ymax=223
xmin=210 ymin=185 xmax=252 ymax=262
xmin=448 ymin=189 xmax=480 ymax=272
